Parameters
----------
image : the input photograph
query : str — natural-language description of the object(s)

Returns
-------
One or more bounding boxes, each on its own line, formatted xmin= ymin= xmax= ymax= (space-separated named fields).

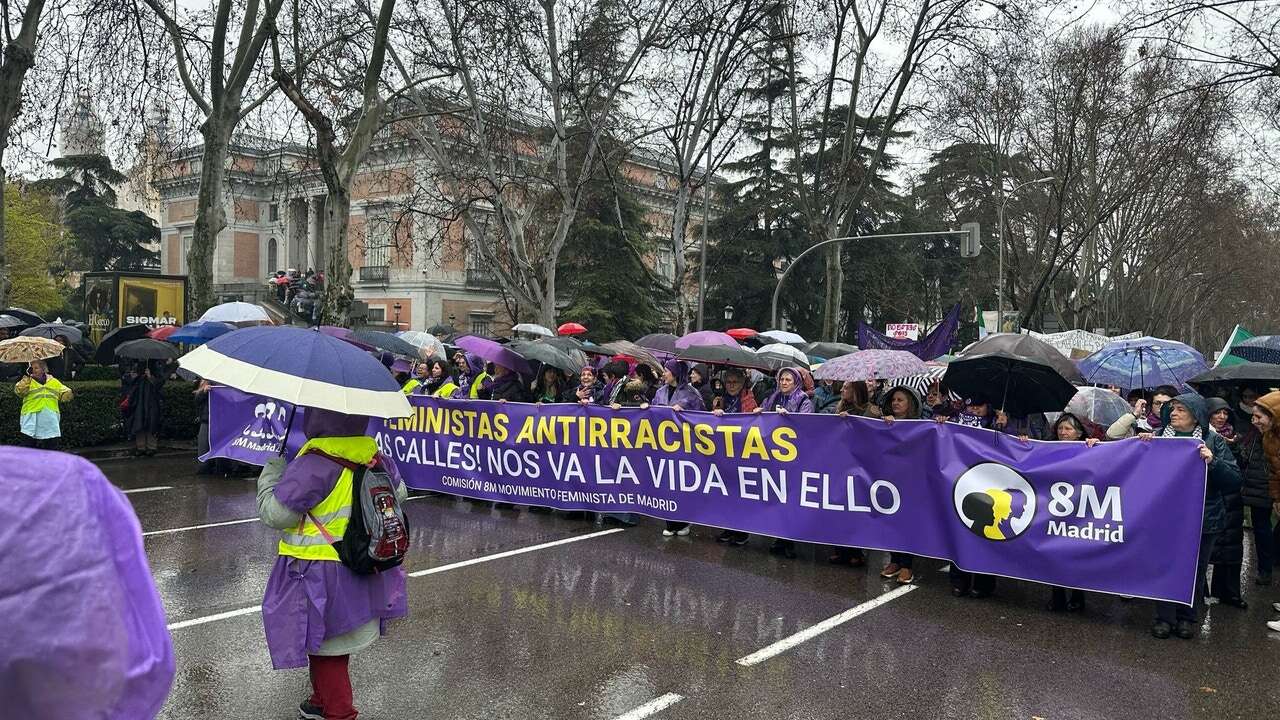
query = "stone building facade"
xmin=153 ymin=132 xmax=718 ymax=334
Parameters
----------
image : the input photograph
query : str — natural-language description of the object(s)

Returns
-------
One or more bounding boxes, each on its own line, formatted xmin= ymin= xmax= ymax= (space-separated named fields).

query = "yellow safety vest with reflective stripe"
xmin=17 ymin=376 xmax=69 ymax=417
xmin=401 ymin=378 xmax=422 ymax=395
xmin=467 ymin=373 xmax=489 ymax=399
xmin=434 ymin=381 xmax=458 ymax=398
xmin=277 ymin=435 xmax=379 ymax=562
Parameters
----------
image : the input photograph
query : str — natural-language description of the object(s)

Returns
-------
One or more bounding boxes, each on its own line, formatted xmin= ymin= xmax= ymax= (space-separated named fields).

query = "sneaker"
xmin=298 ymin=701 xmax=324 ymax=720
xmin=1174 ymin=620 xmax=1196 ymax=640
xmin=895 ymin=568 xmax=914 ymax=585
xmin=716 ymin=530 xmax=733 ymax=543
xmin=1267 ymin=620 xmax=1280 ymax=632
xmin=662 ymin=529 xmax=675 ymax=537
xmin=1151 ymin=620 xmax=1172 ymax=639
xmin=879 ymin=563 xmax=901 ymax=579
xmin=676 ymin=525 xmax=690 ymax=536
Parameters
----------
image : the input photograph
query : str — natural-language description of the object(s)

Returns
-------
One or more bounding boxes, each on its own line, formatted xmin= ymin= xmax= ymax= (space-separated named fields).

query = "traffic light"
xmin=960 ymin=222 xmax=981 ymax=258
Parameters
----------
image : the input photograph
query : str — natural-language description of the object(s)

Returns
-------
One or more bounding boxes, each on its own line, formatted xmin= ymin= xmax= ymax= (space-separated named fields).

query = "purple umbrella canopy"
xmin=813 ymin=349 xmax=928 ymax=382
xmin=318 ymin=325 xmax=376 ymax=351
xmin=674 ymin=330 xmax=739 ymax=350
xmin=1077 ymin=336 xmax=1207 ymax=390
xmin=178 ymin=325 xmax=411 ymax=417
xmin=455 ymin=334 xmax=534 ymax=375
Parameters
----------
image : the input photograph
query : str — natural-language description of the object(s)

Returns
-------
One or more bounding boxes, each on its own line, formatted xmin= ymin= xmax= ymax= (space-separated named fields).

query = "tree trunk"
xmin=320 ymin=189 xmax=353 ymax=324
xmin=0 ymin=6 xmax=46 ymax=307
xmin=669 ymin=182 xmax=692 ymax=333
xmin=0 ymin=163 xmax=8 ymax=305
xmin=190 ymin=121 xmax=233 ymax=314
xmin=538 ymin=253 xmax=557 ymax=328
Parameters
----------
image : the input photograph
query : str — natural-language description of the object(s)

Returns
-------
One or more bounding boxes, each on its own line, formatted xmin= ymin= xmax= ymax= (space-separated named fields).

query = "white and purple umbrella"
xmin=512 ymin=323 xmax=555 ymax=338
xmin=675 ymin=330 xmax=739 ymax=350
xmin=755 ymin=343 xmax=809 ymax=366
xmin=198 ymin=301 xmax=271 ymax=324
xmin=456 ymin=335 xmax=533 ymax=375
xmin=178 ymin=325 xmax=411 ymax=418
xmin=760 ymin=329 xmax=806 ymax=344
xmin=813 ymin=349 xmax=928 ymax=382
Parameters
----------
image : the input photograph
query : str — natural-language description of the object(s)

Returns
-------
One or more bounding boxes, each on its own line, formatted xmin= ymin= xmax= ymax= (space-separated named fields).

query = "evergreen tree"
xmin=554 ymin=0 xmax=662 ymax=339
xmin=34 ymin=153 xmax=159 ymax=271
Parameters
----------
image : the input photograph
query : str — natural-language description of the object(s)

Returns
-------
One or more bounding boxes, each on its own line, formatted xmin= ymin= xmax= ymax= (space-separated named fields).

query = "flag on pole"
xmin=1214 ymin=324 xmax=1254 ymax=367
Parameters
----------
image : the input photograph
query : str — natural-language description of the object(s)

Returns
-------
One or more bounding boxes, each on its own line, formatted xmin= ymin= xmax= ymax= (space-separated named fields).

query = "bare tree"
xmin=0 ymin=0 xmax=50 ymax=306
xmin=138 ymin=0 xmax=286 ymax=313
xmin=781 ymin=0 xmax=1001 ymax=340
xmin=386 ymin=0 xmax=676 ymax=327
xmin=644 ymin=0 xmax=773 ymax=331
xmin=270 ymin=0 xmax=401 ymax=323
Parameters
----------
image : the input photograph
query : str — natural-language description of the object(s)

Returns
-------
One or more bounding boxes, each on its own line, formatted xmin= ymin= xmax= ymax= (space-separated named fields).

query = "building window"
xmin=469 ymin=313 xmax=493 ymax=336
xmin=180 ymin=234 xmax=193 ymax=273
xmin=267 ymin=237 xmax=278 ymax=271
xmin=364 ymin=206 xmax=393 ymax=268
xmin=367 ymin=307 xmax=386 ymax=322
xmin=655 ymin=247 xmax=675 ymax=282
xmin=269 ymin=203 xmax=280 ymax=222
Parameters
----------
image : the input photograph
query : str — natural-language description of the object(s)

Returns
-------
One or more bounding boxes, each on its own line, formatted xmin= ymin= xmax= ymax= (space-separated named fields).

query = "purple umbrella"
xmin=1077 ymin=336 xmax=1206 ymax=390
xmin=675 ymin=330 xmax=739 ymax=350
xmin=813 ymin=349 xmax=928 ymax=382
xmin=456 ymin=335 xmax=533 ymax=375
xmin=318 ymin=325 xmax=376 ymax=351
xmin=178 ymin=325 xmax=411 ymax=417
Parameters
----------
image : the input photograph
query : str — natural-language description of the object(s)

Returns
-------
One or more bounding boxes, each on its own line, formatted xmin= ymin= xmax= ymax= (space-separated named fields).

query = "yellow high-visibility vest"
xmin=277 ymin=435 xmax=379 ymax=562
xmin=16 ymin=376 xmax=70 ymax=417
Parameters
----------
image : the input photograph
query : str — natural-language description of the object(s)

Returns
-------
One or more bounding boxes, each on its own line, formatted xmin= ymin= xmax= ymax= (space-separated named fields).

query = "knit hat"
xmin=663 ymin=359 xmax=689 ymax=385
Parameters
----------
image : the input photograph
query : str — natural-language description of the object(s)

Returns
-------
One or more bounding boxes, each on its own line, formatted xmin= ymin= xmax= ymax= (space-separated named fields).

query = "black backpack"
xmin=306 ymin=451 xmax=410 ymax=575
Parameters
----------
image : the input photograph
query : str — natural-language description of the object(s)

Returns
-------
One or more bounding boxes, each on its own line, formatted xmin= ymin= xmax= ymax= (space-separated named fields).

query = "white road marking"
xmin=735 ymin=585 xmax=918 ymax=667
xmin=167 ymin=605 xmax=263 ymax=631
xmin=407 ymin=528 xmax=625 ymax=577
xmin=166 ymin=528 xmax=626 ymax=631
xmin=123 ymin=485 xmax=175 ymax=494
xmin=143 ymin=518 xmax=259 ymax=537
xmin=612 ymin=693 xmax=684 ymax=720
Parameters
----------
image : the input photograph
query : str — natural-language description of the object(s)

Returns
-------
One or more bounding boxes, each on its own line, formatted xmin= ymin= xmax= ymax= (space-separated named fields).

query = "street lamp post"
xmin=393 ymin=302 xmax=402 ymax=331
xmin=997 ymin=177 xmax=1055 ymax=333
xmin=723 ymin=305 xmax=734 ymax=328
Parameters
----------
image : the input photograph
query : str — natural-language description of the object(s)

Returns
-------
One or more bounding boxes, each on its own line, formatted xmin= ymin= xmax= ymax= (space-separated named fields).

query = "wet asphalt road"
xmin=102 ymin=457 xmax=1280 ymax=720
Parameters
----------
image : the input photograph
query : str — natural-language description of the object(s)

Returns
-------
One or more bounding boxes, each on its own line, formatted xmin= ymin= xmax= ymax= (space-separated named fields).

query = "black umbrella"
xmin=0 ymin=314 xmax=26 ymax=329
xmin=427 ymin=324 xmax=455 ymax=336
xmin=636 ymin=333 xmax=678 ymax=354
xmin=803 ymin=341 xmax=858 ymax=360
xmin=1187 ymin=362 xmax=1280 ymax=394
xmin=20 ymin=323 xmax=83 ymax=344
xmin=677 ymin=344 xmax=787 ymax=371
xmin=509 ymin=340 xmax=584 ymax=375
xmin=115 ymin=338 xmax=182 ymax=362
xmin=95 ymin=324 xmax=151 ymax=364
xmin=353 ymin=330 xmax=420 ymax=357
xmin=942 ymin=333 xmax=1082 ymax=417
xmin=0 ymin=307 xmax=44 ymax=326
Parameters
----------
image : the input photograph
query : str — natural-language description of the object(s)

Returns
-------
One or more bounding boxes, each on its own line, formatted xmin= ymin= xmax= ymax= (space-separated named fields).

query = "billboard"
xmin=82 ymin=272 xmax=187 ymax=345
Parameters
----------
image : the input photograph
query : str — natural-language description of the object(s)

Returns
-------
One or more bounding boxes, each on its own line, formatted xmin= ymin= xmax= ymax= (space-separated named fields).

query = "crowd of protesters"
xmin=386 ymin=344 xmax=1280 ymax=642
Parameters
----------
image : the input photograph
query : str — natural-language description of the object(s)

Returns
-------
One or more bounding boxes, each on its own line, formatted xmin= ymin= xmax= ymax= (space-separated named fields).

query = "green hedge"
xmin=1 ymin=379 xmax=201 ymax=448
xmin=75 ymin=365 xmax=124 ymax=381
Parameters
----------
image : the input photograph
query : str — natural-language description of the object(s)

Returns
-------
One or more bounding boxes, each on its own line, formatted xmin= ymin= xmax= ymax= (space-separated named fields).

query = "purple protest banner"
xmin=202 ymin=387 xmax=307 ymax=464
xmin=209 ymin=392 xmax=1208 ymax=604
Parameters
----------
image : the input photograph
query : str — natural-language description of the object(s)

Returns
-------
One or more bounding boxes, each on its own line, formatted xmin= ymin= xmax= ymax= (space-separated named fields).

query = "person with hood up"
xmin=1042 ymin=413 xmax=1099 ymax=612
xmin=15 ymin=358 xmax=72 ymax=449
xmin=1237 ymin=391 xmax=1279 ymax=587
xmin=453 ymin=352 xmax=491 ymax=399
xmin=755 ymin=367 xmax=814 ymax=415
xmin=1138 ymin=392 xmax=1242 ymax=639
xmin=813 ymin=379 xmax=840 ymax=414
xmin=1204 ymin=396 xmax=1247 ymax=610
xmin=0 ymin=448 xmax=175 ymax=719
xmin=712 ymin=367 xmax=758 ymax=415
xmin=644 ymin=360 xmax=704 ymax=537
xmin=878 ymin=385 xmax=927 ymax=584
xmin=1249 ymin=392 xmax=1280 ymax=633
xmin=563 ymin=365 xmax=604 ymax=404
xmin=256 ymin=408 xmax=409 ymax=720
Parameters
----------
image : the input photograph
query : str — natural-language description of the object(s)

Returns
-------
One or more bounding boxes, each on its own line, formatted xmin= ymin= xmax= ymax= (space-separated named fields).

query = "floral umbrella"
xmin=813 ymin=349 xmax=928 ymax=382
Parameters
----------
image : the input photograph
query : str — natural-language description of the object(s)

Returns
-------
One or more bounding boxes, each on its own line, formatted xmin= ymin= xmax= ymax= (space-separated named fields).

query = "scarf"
xmin=1161 ymin=423 xmax=1203 ymax=440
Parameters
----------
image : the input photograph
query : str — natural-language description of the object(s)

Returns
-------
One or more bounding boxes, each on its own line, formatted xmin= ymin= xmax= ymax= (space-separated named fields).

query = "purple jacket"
xmin=260 ymin=410 xmax=408 ymax=669
xmin=653 ymin=382 xmax=705 ymax=411
xmin=763 ymin=388 xmax=814 ymax=413
xmin=0 ymin=449 xmax=174 ymax=719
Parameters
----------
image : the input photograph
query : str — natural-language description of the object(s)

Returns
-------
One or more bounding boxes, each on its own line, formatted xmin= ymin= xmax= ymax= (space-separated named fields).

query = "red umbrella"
xmin=726 ymin=328 xmax=757 ymax=340
xmin=558 ymin=322 xmax=587 ymax=336
xmin=148 ymin=325 xmax=179 ymax=341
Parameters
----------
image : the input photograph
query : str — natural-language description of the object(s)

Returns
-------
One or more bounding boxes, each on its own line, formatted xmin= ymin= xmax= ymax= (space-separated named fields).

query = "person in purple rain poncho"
xmin=645 ymin=359 xmax=704 ymax=537
xmin=753 ymin=367 xmax=814 ymax=558
xmin=0 ymin=448 xmax=175 ymax=719
xmin=256 ymin=408 xmax=408 ymax=720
